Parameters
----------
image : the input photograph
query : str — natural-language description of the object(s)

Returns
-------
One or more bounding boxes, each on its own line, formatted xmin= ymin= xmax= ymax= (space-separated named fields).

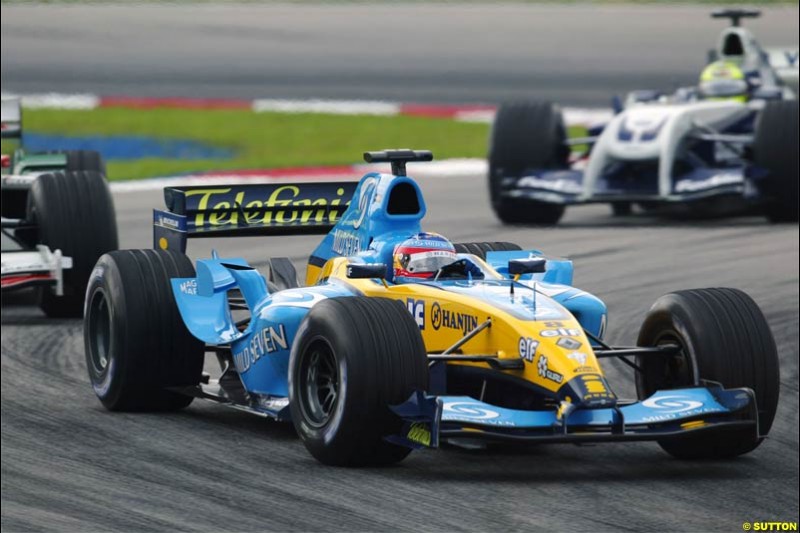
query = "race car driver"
xmin=698 ymin=60 xmax=750 ymax=102
xmin=393 ymin=232 xmax=483 ymax=283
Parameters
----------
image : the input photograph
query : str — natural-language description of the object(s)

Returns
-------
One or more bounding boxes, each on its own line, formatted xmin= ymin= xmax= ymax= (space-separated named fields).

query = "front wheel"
xmin=753 ymin=100 xmax=798 ymax=222
xmin=636 ymin=288 xmax=779 ymax=459
xmin=64 ymin=150 xmax=106 ymax=175
xmin=84 ymin=249 xmax=204 ymax=411
xmin=35 ymin=150 xmax=106 ymax=175
xmin=488 ymin=101 xmax=569 ymax=225
xmin=289 ymin=297 xmax=428 ymax=466
xmin=493 ymin=199 xmax=566 ymax=225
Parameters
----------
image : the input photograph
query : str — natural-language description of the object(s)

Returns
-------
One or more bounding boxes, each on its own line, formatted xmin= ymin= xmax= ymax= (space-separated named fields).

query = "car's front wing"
xmin=0 ymin=245 xmax=72 ymax=294
xmin=388 ymin=385 xmax=757 ymax=449
xmin=501 ymin=167 xmax=753 ymax=206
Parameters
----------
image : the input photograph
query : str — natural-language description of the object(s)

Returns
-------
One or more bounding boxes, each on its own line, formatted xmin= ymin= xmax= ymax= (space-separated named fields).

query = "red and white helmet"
xmin=393 ymin=232 xmax=458 ymax=281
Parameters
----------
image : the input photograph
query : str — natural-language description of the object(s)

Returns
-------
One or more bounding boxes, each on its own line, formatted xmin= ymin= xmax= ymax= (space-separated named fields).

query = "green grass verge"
xmin=12 ymin=107 xmax=500 ymax=180
xmin=8 ymin=107 xmax=589 ymax=180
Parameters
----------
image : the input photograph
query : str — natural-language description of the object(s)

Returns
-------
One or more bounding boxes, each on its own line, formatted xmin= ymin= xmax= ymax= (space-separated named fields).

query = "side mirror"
xmin=346 ymin=263 xmax=387 ymax=279
xmin=508 ymin=258 xmax=546 ymax=275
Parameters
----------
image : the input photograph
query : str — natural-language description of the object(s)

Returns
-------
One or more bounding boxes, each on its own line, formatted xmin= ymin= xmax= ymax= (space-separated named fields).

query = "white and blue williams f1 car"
xmin=83 ymin=150 xmax=779 ymax=466
xmin=488 ymin=10 xmax=798 ymax=224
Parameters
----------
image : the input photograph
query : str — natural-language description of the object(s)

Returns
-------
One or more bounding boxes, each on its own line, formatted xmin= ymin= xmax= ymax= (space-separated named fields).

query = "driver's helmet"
xmin=699 ymin=60 xmax=749 ymax=103
xmin=393 ymin=232 xmax=458 ymax=282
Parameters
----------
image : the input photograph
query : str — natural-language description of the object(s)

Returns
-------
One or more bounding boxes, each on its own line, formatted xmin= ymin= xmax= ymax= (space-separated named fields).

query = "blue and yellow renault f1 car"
xmin=84 ymin=150 xmax=779 ymax=466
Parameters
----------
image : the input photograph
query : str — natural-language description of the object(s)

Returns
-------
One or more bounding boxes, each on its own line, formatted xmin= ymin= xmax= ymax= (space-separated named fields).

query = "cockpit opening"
xmin=722 ymin=33 xmax=744 ymax=57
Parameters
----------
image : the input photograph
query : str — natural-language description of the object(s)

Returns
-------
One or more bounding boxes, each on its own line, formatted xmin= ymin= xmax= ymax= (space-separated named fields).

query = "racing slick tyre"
xmin=27 ymin=171 xmax=118 ymax=317
xmin=84 ymin=249 xmax=204 ymax=411
xmin=289 ymin=297 xmax=428 ymax=466
xmin=636 ymin=288 xmax=779 ymax=459
xmin=753 ymin=100 xmax=798 ymax=222
xmin=453 ymin=241 xmax=522 ymax=261
xmin=488 ymin=101 xmax=569 ymax=225
xmin=64 ymin=150 xmax=106 ymax=175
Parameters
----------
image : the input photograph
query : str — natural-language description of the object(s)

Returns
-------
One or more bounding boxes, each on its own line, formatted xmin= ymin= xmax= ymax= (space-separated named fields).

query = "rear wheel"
xmin=453 ymin=241 xmax=522 ymax=261
xmin=84 ymin=249 xmax=204 ymax=411
xmin=636 ymin=288 xmax=779 ymax=459
xmin=28 ymin=171 xmax=118 ymax=317
xmin=64 ymin=150 xmax=106 ymax=175
xmin=289 ymin=297 xmax=428 ymax=466
xmin=753 ymin=100 xmax=798 ymax=222
xmin=35 ymin=150 xmax=106 ymax=175
xmin=488 ymin=101 xmax=569 ymax=225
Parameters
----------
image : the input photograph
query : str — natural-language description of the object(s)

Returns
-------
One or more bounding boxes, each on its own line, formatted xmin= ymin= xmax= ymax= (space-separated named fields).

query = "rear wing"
xmin=153 ymin=182 xmax=357 ymax=253
xmin=711 ymin=9 xmax=760 ymax=27
xmin=1 ymin=98 xmax=22 ymax=140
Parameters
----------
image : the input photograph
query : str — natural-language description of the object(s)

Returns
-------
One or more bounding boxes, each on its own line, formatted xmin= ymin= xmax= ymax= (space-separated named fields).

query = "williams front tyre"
xmin=488 ymin=101 xmax=569 ymax=225
xmin=754 ymin=100 xmax=798 ymax=222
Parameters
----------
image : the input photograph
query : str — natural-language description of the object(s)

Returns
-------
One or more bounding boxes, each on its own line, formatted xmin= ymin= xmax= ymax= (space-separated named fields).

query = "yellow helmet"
xmin=699 ymin=61 xmax=749 ymax=103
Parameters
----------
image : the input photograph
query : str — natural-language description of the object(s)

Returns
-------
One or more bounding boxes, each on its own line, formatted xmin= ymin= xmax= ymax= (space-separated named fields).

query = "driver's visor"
xmin=405 ymin=250 xmax=458 ymax=274
xmin=699 ymin=79 xmax=748 ymax=98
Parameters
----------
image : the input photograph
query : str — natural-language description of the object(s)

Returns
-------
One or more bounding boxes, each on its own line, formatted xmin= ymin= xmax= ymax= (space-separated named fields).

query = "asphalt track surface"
xmin=2 ymin=173 xmax=799 ymax=531
xmin=1 ymin=3 xmax=799 ymax=105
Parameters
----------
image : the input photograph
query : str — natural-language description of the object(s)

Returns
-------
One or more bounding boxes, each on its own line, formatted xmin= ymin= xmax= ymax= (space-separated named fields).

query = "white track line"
xmin=252 ymin=98 xmax=400 ymax=115
xmin=110 ymin=159 xmax=487 ymax=193
xmin=2 ymin=91 xmax=610 ymax=126
xmin=1 ymin=92 xmax=100 ymax=110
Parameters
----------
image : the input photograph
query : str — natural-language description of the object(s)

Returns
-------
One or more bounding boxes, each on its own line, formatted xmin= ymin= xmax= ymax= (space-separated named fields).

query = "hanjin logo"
xmin=431 ymin=302 xmax=478 ymax=335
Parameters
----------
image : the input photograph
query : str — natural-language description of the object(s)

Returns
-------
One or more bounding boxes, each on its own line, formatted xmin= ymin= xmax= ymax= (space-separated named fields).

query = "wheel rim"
xmin=87 ymin=289 xmax=112 ymax=374
xmin=298 ymin=339 xmax=340 ymax=428
xmin=651 ymin=331 xmax=694 ymax=391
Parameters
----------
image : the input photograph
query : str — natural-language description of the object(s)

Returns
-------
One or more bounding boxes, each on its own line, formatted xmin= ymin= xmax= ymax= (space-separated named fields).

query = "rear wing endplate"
xmin=153 ymin=182 xmax=357 ymax=253
xmin=1 ymin=98 xmax=22 ymax=140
